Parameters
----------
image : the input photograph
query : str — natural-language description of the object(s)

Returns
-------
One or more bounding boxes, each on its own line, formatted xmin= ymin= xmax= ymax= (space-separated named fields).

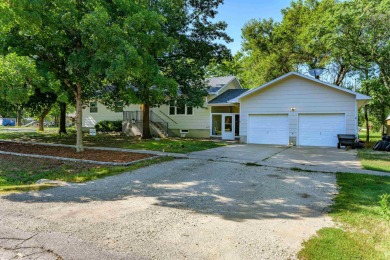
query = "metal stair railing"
xmin=158 ymin=110 xmax=178 ymax=124
xmin=150 ymin=111 xmax=169 ymax=136
xmin=123 ymin=110 xmax=169 ymax=137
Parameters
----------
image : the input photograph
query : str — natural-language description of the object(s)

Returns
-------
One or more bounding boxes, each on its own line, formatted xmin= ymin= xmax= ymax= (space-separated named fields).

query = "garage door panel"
xmin=298 ymin=114 xmax=345 ymax=147
xmin=249 ymin=115 xmax=289 ymax=145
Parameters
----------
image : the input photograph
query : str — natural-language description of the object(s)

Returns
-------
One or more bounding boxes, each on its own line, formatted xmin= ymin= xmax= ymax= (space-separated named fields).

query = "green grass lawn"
xmin=0 ymin=129 xmax=226 ymax=153
xmin=357 ymin=131 xmax=390 ymax=173
xmin=0 ymin=154 xmax=173 ymax=194
xmin=298 ymin=173 xmax=390 ymax=260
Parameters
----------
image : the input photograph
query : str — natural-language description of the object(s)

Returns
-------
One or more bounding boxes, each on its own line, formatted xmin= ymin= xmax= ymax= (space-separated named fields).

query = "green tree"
xmin=0 ymin=1 xmax=163 ymax=150
xmin=206 ymin=54 xmax=245 ymax=84
xmin=1 ymin=0 xmax=231 ymax=146
xmin=102 ymin=0 xmax=232 ymax=138
xmin=240 ymin=18 xmax=296 ymax=88
xmin=326 ymin=0 xmax=390 ymax=89
xmin=25 ymin=88 xmax=57 ymax=131
xmin=0 ymin=53 xmax=39 ymax=126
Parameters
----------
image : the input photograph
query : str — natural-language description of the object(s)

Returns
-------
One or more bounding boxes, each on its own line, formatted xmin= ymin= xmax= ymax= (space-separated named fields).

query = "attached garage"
xmin=248 ymin=114 xmax=289 ymax=145
xmin=298 ymin=114 xmax=346 ymax=147
xmin=235 ymin=72 xmax=371 ymax=146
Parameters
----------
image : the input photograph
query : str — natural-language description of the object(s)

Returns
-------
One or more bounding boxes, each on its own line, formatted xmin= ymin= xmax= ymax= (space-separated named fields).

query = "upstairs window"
xmin=169 ymin=101 xmax=193 ymax=115
xmin=90 ymin=102 xmax=98 ymax=113
xmin=114 ymin=101 xmax=123 ymax=113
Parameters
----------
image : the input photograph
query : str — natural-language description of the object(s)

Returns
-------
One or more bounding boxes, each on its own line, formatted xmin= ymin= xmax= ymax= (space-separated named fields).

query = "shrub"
xmin=95 ymin=120 xmax=122 ymax=133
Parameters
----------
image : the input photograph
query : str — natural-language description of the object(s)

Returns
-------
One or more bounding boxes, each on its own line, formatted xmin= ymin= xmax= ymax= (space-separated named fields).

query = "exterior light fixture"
xmin=291 ymin=107 xmax=296 ymax=112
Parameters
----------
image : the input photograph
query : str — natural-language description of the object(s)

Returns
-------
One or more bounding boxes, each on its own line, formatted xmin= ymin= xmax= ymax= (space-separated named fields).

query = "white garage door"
xmin=248 ymin=115 xmax=289 ymax=145
xmin=298 ymin=114 xmax=345 ymax=147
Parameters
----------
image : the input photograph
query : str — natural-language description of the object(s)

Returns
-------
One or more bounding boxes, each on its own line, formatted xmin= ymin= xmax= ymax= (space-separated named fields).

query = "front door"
xmin=222 ymin=114 xmax=235 ymax=140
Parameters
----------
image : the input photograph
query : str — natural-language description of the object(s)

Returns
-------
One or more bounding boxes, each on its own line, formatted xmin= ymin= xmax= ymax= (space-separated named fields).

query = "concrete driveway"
xmin=189 ymin=144 xmax=362 ymax=172
xmin=0 ymin=159 xmax=336 ymax=259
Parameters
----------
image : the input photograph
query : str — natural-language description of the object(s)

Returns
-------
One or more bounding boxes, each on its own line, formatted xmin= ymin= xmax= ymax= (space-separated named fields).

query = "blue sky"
xmin=216 ymin=0 xmax=292 ymax=54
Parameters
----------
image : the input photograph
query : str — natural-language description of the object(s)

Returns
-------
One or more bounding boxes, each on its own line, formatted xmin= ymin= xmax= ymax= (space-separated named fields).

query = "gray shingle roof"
xmin=206 ymin=76 xmax=236 ymax=93
xmin=208 ymin=89 xmax=249 ymax=104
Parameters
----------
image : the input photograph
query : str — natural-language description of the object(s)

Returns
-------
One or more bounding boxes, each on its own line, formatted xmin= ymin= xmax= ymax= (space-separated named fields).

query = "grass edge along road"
xmin=298 ymin=172 xmax=390 ymax=260
xmin=0 ymin=129 xmax=226 ymax=154
xmin=0 ymin=154 xmax=174 ymax=194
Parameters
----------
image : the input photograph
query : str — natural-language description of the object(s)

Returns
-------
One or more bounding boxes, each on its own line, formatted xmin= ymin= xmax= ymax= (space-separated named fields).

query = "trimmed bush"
xmin=95 ymin=120 xmax=122 ymax=132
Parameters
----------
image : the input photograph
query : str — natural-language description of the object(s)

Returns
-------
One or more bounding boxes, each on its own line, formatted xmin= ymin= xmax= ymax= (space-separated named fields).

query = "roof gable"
xmin=235 ymin=72 xmax=371 ymax=101
xmin=208 ymin=89 xmax=248 ymax=105
xmin=207 ymin=76 xmax=242 ymax=94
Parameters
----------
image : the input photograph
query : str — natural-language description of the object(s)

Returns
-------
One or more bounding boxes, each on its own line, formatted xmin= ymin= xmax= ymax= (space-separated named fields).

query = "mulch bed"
xmin=0 ymin=142 xmax=155 ymax=163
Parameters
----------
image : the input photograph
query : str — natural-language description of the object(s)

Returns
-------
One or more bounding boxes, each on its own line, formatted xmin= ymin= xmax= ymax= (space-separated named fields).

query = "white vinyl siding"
xmin=248 ymin=114 xmax=289 ymax=145
xmin=153 ymin=80 xmax=243 ymax=132
xmin=298 ymin=114 xmax=346 ymax=147
xmin=153 ymin=104 xmax=210 ymax=130
xmin=240 ymin=75 xmax=356 ymax=143
xmin=82 ymin=102 xmax=139 ymax=128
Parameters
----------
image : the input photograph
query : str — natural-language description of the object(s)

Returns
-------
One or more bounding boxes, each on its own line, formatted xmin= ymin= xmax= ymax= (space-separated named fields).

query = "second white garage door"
xmin=248 ymin=114 xmax=289 ymax=145
xmin=298 ymin=114 xmax=346 ymax=147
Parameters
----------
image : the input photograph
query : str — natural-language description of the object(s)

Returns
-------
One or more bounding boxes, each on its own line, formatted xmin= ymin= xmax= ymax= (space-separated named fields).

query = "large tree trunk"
xmin=54 ymin=115 xmax=58 ymax=127
xmin=38 ymin=116 xmax=44 ymax=132
xmin=38 ymin=109 xmax=51 ymax=132
xmin=364 ymin=105 xmax=370 ymax=143
xmin=16 ymin=108 xmax=22 ymax=127
xmin=142 ymin=104 xmax=152 ymax=139
xmin=75 ymin=84 xmax=84 ymax=152
xmin=59 ymin=102 xmax=67 ymax=135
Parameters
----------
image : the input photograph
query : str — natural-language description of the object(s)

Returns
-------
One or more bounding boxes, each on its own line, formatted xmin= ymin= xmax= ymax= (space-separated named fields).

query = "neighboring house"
xmin=82 ymin=72 xmax=371 ymax=147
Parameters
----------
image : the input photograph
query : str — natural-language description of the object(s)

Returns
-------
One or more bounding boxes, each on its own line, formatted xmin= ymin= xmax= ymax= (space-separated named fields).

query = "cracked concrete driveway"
xmin=0 ymin=158 xmax=337 ymax=260
xmin=189 ymin=144 xmax=362 ymax=172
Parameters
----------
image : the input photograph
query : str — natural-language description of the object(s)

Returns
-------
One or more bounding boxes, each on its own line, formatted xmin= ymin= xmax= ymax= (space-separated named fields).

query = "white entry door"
xmin=298 ymin=114 xmax=346 ymax=147
xmin=222 ymin=114 xmax=235 ymax=140
xmin=248 ymin=114 xmax=289 ymax=145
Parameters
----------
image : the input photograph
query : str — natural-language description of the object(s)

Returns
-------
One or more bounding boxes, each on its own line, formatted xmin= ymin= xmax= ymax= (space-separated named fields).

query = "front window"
xmin=114 ymin=101 xmax=123 ymax=113
xmin=212 ymin=114 xmax=222 ymax=136
xmin=90 ymin=102 xmax=98 ymax=113
xmin=169 ymin=101 xmax=193 ymax=115
xmin=169 ymin=101 xmax=175 ymax=115
xmin=176 ymin=103 xmax=186 ymax=115
xmin=224 ymin=116 xmax=232 ymax=132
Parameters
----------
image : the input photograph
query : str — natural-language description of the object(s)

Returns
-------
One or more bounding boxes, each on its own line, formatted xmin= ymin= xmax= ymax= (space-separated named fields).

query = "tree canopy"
xmin=1 ymin=0 xmax=231 ymax=148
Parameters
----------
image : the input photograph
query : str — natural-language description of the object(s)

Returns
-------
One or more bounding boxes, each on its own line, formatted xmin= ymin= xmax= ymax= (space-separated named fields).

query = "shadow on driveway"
xmin=2 ymin=159 xmax=337 ymax=222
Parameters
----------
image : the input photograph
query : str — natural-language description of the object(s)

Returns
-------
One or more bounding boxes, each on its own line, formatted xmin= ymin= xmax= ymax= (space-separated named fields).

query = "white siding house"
xmin=82 ymin=102 xmax=139 ymax=129
xmin=81 ymin=73 xmax=370 ymax=147
xmin=236 ymin=72 xmax=370 ymax=146
xmin=81 ymin=76 xmax=244 ymax=138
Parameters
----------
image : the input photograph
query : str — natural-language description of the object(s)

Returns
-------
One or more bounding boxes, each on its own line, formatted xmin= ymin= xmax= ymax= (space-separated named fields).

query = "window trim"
xmin=168 ymin=102 xmax=194 ymax=116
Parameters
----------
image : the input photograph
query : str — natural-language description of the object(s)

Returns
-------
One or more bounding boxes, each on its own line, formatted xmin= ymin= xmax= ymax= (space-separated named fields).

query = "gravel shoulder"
xmin=0 ymin=159 xmax=337 ymax=259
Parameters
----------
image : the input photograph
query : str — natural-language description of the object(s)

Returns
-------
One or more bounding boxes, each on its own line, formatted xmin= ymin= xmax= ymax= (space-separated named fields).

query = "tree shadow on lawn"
xmin=2 ymin=159 xmax=337 ymax=222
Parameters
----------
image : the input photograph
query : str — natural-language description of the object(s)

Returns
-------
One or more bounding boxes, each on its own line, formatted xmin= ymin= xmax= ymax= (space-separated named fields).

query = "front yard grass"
xmin=0 ymin=129 xmax=226 ymax=153
xmin=298 ymin=173 xmax=390 ymax=260
xmin=0 ymin=154 xmax=174 ymax=194
xmin=357 ymin=132 xmax=390 ymax=173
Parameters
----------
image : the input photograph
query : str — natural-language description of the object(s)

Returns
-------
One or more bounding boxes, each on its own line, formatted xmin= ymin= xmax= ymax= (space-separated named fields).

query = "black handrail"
xmin=150 ymin=111 xmax=169 ymax=136
xmin=158 ymin=110 xmax=178 ymax=124
xmin=123 ymin=110 xmax=169 ymax=137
